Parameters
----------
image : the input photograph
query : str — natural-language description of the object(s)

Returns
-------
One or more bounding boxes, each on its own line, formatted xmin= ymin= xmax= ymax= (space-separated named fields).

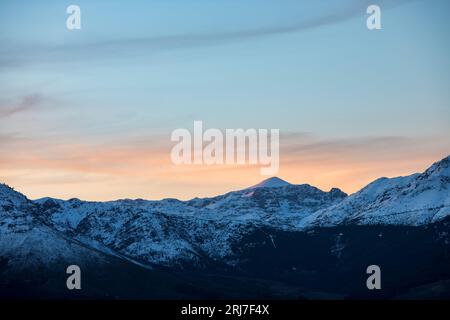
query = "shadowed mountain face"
xmin=1 ymin=156 xmax=450 ymax=299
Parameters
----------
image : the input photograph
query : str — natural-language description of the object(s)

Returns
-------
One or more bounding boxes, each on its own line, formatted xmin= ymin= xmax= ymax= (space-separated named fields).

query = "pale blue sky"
xmin=0 ymin=0 xmax=449 ymax=200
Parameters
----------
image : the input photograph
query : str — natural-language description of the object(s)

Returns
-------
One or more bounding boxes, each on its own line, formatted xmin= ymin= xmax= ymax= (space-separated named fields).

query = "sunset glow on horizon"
xmin=1 ymin=131 xmax=448 ymax=201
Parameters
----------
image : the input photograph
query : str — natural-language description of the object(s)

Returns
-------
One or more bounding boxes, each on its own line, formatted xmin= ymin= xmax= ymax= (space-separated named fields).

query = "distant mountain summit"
xmin=248 ymin=177 xmax=291 ymax=189
xmin=422 ymin=155 xmax=450 ymax=178
xmin=0 ymin=183 xmax=28 ymax=207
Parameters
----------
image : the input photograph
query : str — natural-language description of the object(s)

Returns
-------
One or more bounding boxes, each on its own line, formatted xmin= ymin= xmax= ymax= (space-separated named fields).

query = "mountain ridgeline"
xmin=1 ymin=156 xmax=450 ymax=299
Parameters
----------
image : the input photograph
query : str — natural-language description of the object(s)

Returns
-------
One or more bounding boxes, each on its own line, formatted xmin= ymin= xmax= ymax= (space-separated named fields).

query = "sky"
xmin=0 ymin=0 xmax=449 ymax=201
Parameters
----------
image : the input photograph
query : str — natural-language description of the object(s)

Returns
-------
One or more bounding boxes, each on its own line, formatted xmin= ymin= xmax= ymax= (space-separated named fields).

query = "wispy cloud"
xmin=0 ymin=94 xmax=45 ymax=118
xmin=0 ymin=0 xmax=417 ymax=68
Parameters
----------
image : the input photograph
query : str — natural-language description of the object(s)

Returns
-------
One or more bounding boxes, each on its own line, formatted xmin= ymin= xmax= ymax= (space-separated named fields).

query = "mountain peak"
xmin=249 ymin=177 xmax=292 ymax=189
xmin=0 ymin=183 xmax=20 ymax=197
xmin=422 ymin=155 xmax=450 ymax=178
xmin=0 ymin=182 xmax=29 ymax=206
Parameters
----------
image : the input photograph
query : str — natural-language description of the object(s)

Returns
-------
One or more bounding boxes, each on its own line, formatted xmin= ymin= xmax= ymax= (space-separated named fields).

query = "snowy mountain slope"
xmin=299 ymin=156 xmax=450 ymax=228
xmin=0 ymin=183 xmax=137 ymax=277
xmin=33 ymin=183 xmax=347 ymax=267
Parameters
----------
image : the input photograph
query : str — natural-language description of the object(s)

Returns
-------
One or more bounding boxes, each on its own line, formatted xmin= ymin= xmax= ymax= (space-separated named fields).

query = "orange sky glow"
xmin=1 ymin=134 xmax=449 ymax=201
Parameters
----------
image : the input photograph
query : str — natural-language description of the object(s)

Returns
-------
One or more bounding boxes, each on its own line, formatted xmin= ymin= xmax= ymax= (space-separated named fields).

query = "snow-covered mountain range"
xmin=1 ymin=156 xmax=450 ymax=267
xmin=27 ymin=177 xmax=347 ymax=267
xmin=1 ymin=155 xmax=450 ymax=298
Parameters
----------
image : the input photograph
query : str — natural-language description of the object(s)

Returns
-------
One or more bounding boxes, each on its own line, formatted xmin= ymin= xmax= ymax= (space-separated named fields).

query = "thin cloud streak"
xmin=0 ymin=94 xmax=45 ymax=118
xmin=0 ymin=0 xmax=417 ymax=68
